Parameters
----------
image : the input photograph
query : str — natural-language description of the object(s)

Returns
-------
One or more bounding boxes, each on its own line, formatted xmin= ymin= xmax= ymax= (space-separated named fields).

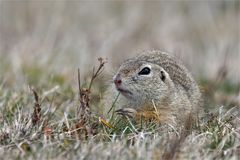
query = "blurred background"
xmin=0 ymin=1 xmax=239 ymax=107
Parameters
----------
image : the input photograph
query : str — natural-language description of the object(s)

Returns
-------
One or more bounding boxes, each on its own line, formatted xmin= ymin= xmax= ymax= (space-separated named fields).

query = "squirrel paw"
xmin=115 ymin=108 xmax=137 ymax=119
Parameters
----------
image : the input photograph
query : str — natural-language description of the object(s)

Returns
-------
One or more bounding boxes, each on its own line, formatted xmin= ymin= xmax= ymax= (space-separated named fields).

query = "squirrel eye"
xmin=138 ymin=67 xmax=151 ymax=75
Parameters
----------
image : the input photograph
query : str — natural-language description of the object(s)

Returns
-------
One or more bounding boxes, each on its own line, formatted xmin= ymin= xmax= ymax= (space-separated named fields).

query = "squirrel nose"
xmin=114 ymin=74 xmax=122 ymax=86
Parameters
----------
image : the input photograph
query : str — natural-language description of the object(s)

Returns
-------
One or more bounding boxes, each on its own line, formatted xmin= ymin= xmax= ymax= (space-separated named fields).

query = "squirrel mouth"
xmin=116 ymin=86 xmax=132 ymax=97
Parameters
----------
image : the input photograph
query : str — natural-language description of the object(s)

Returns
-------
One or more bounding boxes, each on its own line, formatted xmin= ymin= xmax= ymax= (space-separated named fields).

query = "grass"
xmin=0 ymin=56 xmax=239 ymax=160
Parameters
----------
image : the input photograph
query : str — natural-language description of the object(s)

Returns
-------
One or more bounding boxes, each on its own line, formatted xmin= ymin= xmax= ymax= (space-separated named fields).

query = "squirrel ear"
xmin=160 ymin=70 xmax=166 ymax=82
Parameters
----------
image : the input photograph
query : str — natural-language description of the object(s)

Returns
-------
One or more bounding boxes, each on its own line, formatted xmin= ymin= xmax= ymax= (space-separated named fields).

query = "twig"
xmin=77 ymin=57 xmax=107 ymax=119
xmin=88 ymin=57 xmax=106 ymax=91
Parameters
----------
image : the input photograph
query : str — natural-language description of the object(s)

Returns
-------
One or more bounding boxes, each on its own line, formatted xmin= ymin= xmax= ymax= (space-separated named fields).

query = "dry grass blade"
xmin=78 ymin=68 xmax=81 ymax=102
xmin=99 ymin=117 xmax=115 ymax=129
xmin=75 ymin=57 xmax=107 ymax=138
xmin=88 ymin=57 xmax=107 ymax=91
xmin=77 ymin=57 xmax=106 ymax=116
xmin=31 ymin=88 xmax=41 ymax=126
xmin=43 ymin=120 xmax=52 ymax=139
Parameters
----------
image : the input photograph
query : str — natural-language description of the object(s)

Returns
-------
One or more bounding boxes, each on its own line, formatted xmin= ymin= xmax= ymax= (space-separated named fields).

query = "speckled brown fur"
xmin=105 ymin=50 xmax=202 ymax=126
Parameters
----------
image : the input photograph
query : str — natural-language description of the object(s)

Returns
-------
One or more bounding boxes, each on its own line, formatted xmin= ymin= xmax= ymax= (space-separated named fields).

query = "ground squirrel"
xmin=106 ymin=50 xmax=202 ymax=126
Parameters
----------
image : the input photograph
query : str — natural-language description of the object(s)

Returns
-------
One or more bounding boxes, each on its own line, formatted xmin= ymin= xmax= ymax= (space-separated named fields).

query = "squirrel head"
xmin=113 ymin=59 xmax=174 ymax=106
